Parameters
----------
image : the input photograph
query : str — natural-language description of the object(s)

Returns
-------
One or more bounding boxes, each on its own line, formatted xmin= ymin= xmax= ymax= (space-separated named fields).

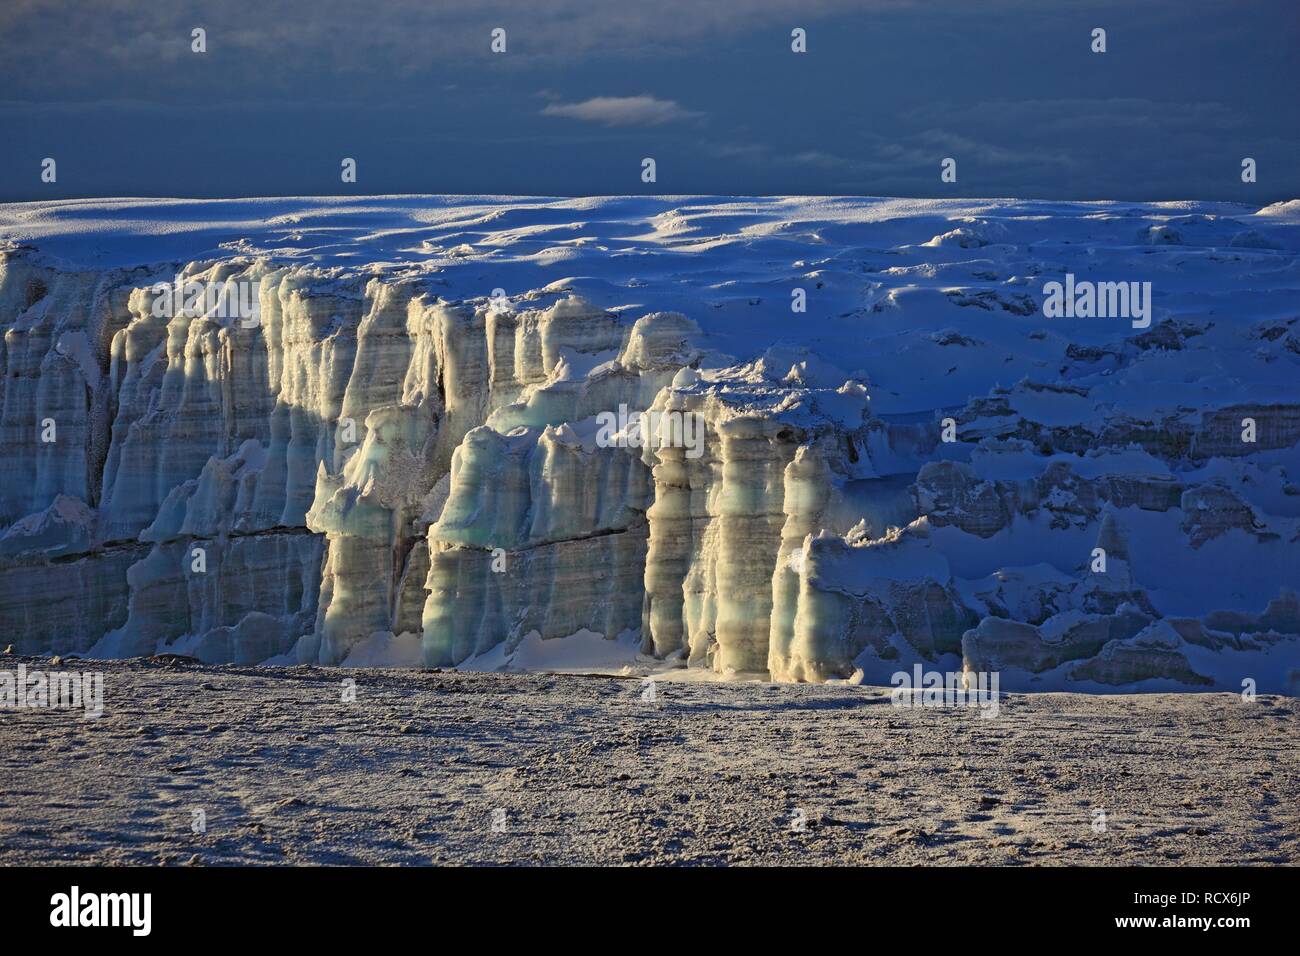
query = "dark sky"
xmin=1 ymin=0 xmax=1296 ymax=201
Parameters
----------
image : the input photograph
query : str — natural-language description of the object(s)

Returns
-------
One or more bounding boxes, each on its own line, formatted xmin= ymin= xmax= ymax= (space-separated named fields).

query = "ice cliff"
xmin=2 ymin=195 xmax=1298 ymax=692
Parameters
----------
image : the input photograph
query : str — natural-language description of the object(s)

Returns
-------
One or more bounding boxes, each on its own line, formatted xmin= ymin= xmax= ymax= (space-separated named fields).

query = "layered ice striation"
xmin=2 ymin=195 xmax=1299 ymax=691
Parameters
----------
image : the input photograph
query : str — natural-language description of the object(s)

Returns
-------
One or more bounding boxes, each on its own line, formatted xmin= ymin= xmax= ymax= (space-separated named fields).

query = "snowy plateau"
xmin=1 ymin=194 xmax=1298 ymax=694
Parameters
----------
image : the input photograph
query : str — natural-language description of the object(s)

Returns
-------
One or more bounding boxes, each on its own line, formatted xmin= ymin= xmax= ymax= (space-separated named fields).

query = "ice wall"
xmin=0 ymin=244 xmax=693 ymax=668
xmin=2 ymin=195 xmax=1299 ymax=690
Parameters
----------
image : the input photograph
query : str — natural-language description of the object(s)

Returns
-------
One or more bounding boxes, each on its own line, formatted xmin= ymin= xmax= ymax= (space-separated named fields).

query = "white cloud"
xmin=541 ymin=95 xmax=703 ymax=127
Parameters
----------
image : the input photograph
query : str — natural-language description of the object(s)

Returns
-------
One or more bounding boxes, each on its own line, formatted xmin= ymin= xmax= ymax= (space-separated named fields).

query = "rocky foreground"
xmin=1 ymin=657 xmax=1295 ymax=865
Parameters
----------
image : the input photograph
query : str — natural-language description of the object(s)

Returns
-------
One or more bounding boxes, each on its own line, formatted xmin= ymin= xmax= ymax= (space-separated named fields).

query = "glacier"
xmin=1 ymin=194 xmax=1298 ymax=692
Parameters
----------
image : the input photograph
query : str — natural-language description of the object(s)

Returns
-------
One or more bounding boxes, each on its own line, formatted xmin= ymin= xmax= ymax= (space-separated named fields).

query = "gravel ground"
xmin=1 ymin=656 xmax=1296 ymax=866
